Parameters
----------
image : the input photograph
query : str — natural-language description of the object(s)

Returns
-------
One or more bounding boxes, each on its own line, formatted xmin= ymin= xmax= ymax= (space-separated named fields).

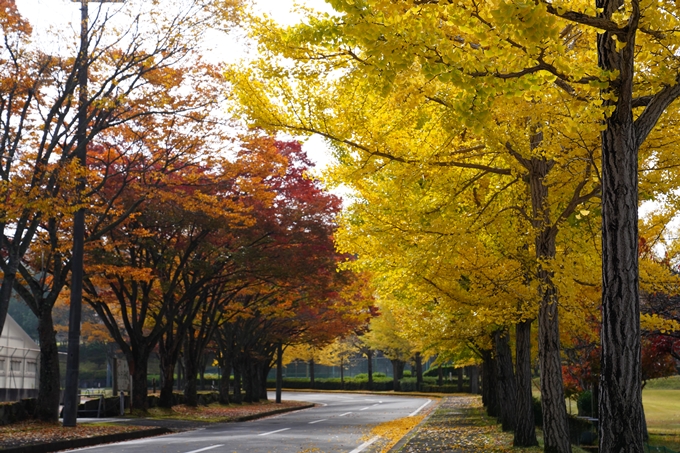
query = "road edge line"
xmin=349 ymin=436 xmax=381 ymax=453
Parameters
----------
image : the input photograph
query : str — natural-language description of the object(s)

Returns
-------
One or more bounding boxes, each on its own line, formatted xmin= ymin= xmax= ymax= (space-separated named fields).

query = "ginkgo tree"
xmin=227 ymin=52 xmax=603 ymax=449
xmin=224 ymin=0 xmax=680 ymax=450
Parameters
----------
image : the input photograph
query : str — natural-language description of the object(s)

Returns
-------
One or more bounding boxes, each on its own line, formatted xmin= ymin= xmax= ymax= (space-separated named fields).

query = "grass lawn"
xmin=644 ymin=389 xmax=680 ymax=435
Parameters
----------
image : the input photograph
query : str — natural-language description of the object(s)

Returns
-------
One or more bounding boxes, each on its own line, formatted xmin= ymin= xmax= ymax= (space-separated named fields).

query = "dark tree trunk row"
xmin=494 ymin=329 xmax=517 ymax=432
xmin=391 ymin=359 xmax=405 ymax=392
xmin=514 ymin=320 xmax=538 ymax=447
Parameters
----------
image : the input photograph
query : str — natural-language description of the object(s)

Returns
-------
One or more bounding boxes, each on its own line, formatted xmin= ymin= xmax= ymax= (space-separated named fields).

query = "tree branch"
xmin=634 ymin=81 xmax=680 ymax=148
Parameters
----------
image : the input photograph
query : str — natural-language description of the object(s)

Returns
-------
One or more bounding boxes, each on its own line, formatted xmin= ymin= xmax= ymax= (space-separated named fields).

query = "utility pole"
xmin=62 ymin=0 xmax=123 ymax=428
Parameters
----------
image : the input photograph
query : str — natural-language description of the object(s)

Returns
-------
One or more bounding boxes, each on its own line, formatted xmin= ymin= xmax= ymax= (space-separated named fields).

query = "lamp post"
xmin=62 ymin=0 xmax=123 ymax=428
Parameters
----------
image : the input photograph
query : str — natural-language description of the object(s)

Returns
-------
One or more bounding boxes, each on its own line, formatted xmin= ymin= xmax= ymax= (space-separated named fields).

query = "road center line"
xmin=339 ymin=412 xmax=352 ymax=417
xmin=409 ymin=399 xmax=432 ymax=417
xmin=183 ymin=445 xmax=225 ymax=453
xmin=258 ymin=428 xmax=291 ymax=436
xmin=348 ymin=436 xmax=381 ymax=453
xmin=309 ymin=419 xmax=327 ymax=424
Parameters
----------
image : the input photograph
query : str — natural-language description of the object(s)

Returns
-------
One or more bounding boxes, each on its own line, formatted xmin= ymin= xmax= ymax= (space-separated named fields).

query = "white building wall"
xmin=0 ymin=314 xmax=40 ymax=393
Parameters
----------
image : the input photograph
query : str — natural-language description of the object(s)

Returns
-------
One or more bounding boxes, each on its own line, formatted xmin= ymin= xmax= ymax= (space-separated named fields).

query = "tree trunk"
xmin=219 ymin=363 xmax=231 ymax=405
xmin=340 ymin=358 xmax=345 ymax=390
xmin=597 ymin=7 xmax=644 ymax=451
xmin=36 ymin=309 xmax=60 ymax=422
xmin=514 ymin=320 xmax=538 ymax=447
xmin=199 ymin=356 xmax=206 ymax=391
xmin=129 ymin=354 xmax=150 ymax=412
xmin=309 ymin=358 xmax=315 ymax=389
xmin=243 ymin=360 xmax=260 ymax=403
xmin=232 ymin=362 xmax=243 ymax=404
xmin=470 ymin=365 xmax=479 ymax=394
xmin=158 ymin=358 xmax=176 ymax=408
xmin=392 ymin=359 xmax=404 ymax=392
xmin=494 ymin=329 xmax=517 ymax=432
xmin=415 ymin=352 xmax=423 ymax=391
xmin=276 ymin=342 xmax=283 ymax=404
xmin=482 ymin=351 xmax=498 ymax=417
xmin=538 ymin=264 xmax=571 ymax=453
xmin=183 ymin=353 xmax=200 ymax=407
xmin=259 ymin=361 xmax=270 ymax=401
xmin=522 ymin=144 xmax=570 ymax=453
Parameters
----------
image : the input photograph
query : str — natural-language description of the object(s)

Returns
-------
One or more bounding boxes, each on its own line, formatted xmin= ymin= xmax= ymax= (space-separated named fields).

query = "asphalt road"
xmin=73 ymin=391 xmax=432 ymax=453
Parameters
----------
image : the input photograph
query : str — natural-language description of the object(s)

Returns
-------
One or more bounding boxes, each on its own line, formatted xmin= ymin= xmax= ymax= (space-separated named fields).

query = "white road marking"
xmin=339 ymin=412 xmax=352 ymax=417
xmin=348 ymin=436 xmax=381 ymax=453
xmin=258 ymin=428 xmax=291 ymax=436
xmin=409 ymin=399 xmax=432 ymax=417
xmin=183 ymin=446 xmax=225 ymax=453
xmin=371 ymin=404 xmax=380 ymax=407
xmin=309 ymin=419 xmax=327 ymax=424
xmin=359 ymin=407 xmax=370 ymax=411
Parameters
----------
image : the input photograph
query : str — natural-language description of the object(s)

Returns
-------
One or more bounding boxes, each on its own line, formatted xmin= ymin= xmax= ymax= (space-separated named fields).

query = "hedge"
xmin=266 ymin=376 xmax=465 ymax=393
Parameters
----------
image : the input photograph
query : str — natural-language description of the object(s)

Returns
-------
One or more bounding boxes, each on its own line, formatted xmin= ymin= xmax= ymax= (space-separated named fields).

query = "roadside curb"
xmin=0 ymin=427 xmax=171 ymax=453
xmin=385 ymin=398 xmax=442 ymax=453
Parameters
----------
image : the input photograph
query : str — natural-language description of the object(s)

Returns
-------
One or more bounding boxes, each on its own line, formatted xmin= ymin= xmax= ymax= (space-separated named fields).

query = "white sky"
xmin=14 ymin=0 xmax=337 ymax=173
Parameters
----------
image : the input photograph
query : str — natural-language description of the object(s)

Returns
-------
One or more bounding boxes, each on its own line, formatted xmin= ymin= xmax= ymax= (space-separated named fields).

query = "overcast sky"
xmin=14 ymin=0 xmax=337 ymax=172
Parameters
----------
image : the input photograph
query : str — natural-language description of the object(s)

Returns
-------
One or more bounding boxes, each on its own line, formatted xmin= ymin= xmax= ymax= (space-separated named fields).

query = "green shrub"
xmin=577 ymin=391 xmax=593 ymax=417
xmin=399 ymin=377 xmax=418 ymax=392
xmin=266 ymin=377 xmax=393 ymax=391
xmin=423 ymin=365 xmax=458 ymax=378
xmin=421 ymin=384 xmax=458 ymax=393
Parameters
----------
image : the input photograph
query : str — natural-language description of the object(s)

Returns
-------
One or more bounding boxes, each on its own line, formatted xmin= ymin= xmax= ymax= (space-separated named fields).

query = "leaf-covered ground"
xmin=0 ymin=421 xmax=148 ymax=449
xmin=0 ymin=400 xmax=311 ymax=449
xmin=145 ymin=400 xmax=310 ymax=422
xmin=397 ymin=395 xmax=543 ymax=453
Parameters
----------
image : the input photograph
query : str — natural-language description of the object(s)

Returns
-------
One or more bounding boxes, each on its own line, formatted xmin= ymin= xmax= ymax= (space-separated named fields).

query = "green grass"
xmin=646 ymin=376 xmax=680 ymax=390
xmin=648 ymin=434 xmax=680 ymax=451
xmin=644 ymin=389 xmax=680 ymax=434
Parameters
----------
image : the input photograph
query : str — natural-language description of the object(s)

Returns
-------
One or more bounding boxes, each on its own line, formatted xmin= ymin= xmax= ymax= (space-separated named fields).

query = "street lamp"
xmin=62 ymin=0 xmax=123 ymax=428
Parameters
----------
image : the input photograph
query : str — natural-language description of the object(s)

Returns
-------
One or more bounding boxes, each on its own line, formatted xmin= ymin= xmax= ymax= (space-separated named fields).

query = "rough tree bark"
xmin=276 ymin=343 xmax=283 ymax=404
xmin=36 ymin=310 xmax=60 ymax=421
xmin=482 ymin=351 xmax=499 ymax=417
xmin=515 ymin=320 xmax=538 ymax=446
xmin=414 ymin=352 xmax=423 ymax=391
xmin=596 ymin=0 xmax=647 ymax=451
xmin=219 ymin=363 xmax=231 ymax=405
xmin=470 ymin=365 xmax=480 ymax=394
xmin=494 ymin=329 xmax=517 ymax=432
xmin=391 ymin=359 xmax=405 ymax=392
xmin=309 ymin=358 xmax=316 ymax=389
